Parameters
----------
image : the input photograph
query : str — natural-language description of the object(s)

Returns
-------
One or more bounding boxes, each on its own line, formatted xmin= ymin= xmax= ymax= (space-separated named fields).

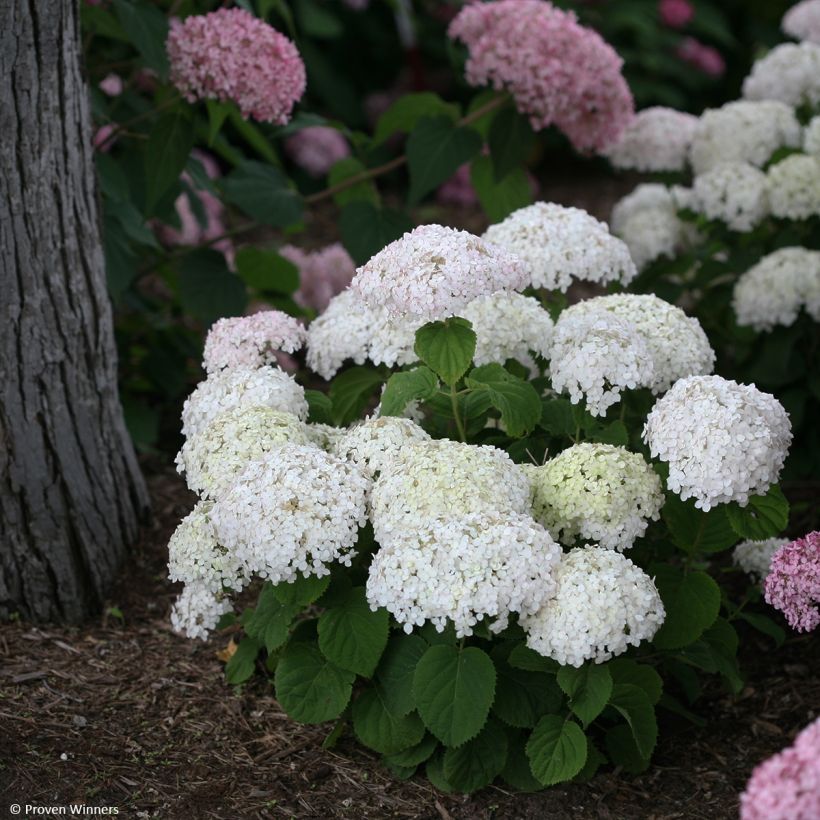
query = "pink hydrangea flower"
xmin=93 ymin=124 xmax=116 ymax=152
xmin=448 ymin=0 xmax=634 ymax=153
xmin=284 ymin=127 xmax=351 ymax=178
xmin=167 ymin=8 xmax=306 ymax=124
xmin=279 ymin=243 xmax=357 ymax=314
xmin=659 ymin=0 xmax=694 ymax=28
xmin=783 ymin=0 xmax=820 ymax=43
xmin=677 ymin=37 xmax=726 ymax=77
xmin=740 ymin=717 xmax=820 ymax=820
xmin=99 ymin=73 xmax=123 ymax=97
xmin=764 ymin=531 xmax=820 ymax=632
xmin=202 ymin=311 xmax=307 ymax=374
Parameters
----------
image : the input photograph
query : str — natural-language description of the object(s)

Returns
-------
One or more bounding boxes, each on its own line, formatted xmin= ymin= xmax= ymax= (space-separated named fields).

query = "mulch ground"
xmin=1 ymin=462 xmax=818 ymax=820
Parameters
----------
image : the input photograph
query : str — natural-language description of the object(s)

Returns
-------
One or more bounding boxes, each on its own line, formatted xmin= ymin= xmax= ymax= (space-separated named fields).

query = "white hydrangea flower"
xmin=767 ymin=154 xmax=820 ymax=219
xmin=733 ymin=247 xmax=820 ymax=331
xmin=211 ymin=444 xmax=369 ymax=583
xmin=370 ymin=440 xmax=531 ymax=546
xmin=181 ymin=366 xmax=308 ymax=438
xmin=176 ymin=406 xmax=312 ymax=499
xmin=521 ymin=546 xmax=665 ymax=667
xmin=689 ymin=101 xmax=802 ymax=175
xmin=170 ymin=582 xmax=233 ymax=641
xmin=804 ymin=115 xmax=820 ymax=155
xmin=560 ymin=294 xmax=715 ymax=394
xmin=366 ymin=513 xmax=562 ymax=638
xmin=351 ymin=224 xmax=527 ymax=320
xmin=692 ymin=162 xmax=769 ymax=232
xmin=783 ymin=0 xmax=820 ymax=43
xmin=483 ymin=202 xmax=636 ymax=292
xmin=733 ymin=537 xmax=790 ymax=583
xmin=742 ymin=42 xmax=820 ymax=107
xmin=549 ymin=312 xmax=654 ymax=417
xmin=334 ymin=416 xmax=431 ymax=479
xmin=463 ymin=291 xmax=553 ymax=366
xmin=643 ymin=375 xmax=792 ymax=511
xmin=604 ymin=107 xmax=699 ymax=172
xmin=611 ymin=184 xmax=676 ymax=233
xmin=527 ymin=444 xmax=664 ymax=551
xmin=304 ymin=423 xmax=346 ymax=452
xmin=167 ymin=500 xmax=247 ymax=594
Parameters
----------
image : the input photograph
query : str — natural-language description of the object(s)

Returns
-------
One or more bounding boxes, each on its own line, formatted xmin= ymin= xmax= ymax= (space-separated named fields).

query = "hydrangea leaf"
xmin=443 ymin=720 xmax=509 ymax=793
xmin=380 ymin=367 xmax=439 ymax=418
xmin=274 ymin=642 xmax=355 ymax=723
xmin=178 ymin=249 xmax=248 ymax=327
xmin=488 ymin=107 xmax=536 ymax=182
xmin=376 ymin=634 xmax=429 ymax=716
xmin=492 ymin=662 xmax=564 ymax=728
xmin=112 ymin=0 xmax=169 ymax=78
xmin=605 ymin=724 xmax=650 ymax=774
xmin=244 ymin=584 xmax=301 ymax=652
xmin=608 ymin=659 xmax=663 ymax=705
xmin=507 ymin=644 xmax=559 ymax=675
xmin=317 ymin=587 xmax=390 ymax=677
xmin=224 ymin=636 xmax=261 ymax=685
xmin=144 ymin=112 xmax=195 ymax=213
xmin=412 ymin=645 xmax=496 ymax=747
xmin=328 ymin=366 xmax=385 ymax=426
xmin=653 ymin=571 xmax=721 ymax=650
xmin=608 ymin=683 xmax=658 ymax=760
xmin=352 ymin=686 xmax=426 ymax=756
xmin=273 ymin=573 xmax=331 ymax=609
xmin=384 ymin=733 xmax=439 ymax=768
xmin=465 ymin=363 xmax=542 ymax=437
xmin=526 ymin=715 xmax=588 ymax=786
xmin=426 ymin=751 xmax=456 ymax=793
xmin=662 ymin=494 xmax=737 ymax=554
xmin=221 ymin=161 xmax=303 ymax=228
xmin=725 ymin=485 xmax=789 ymax=541
xmin=235 ymin=247 xmax=299 ymax=293
xmin=414 ymin=319 xmax=477 ymax=386
xmin=373 ymin=92 xmax=460 ymax=146
xmin=556 ymin=663 xmax=613 ymax=727
xmin=470 ymin=156 xmax=533 ymax=223
xmin=500 ymin=733 xmax=546 ymax=792
xmin=339 ymin=202 xmax=414 ymax=265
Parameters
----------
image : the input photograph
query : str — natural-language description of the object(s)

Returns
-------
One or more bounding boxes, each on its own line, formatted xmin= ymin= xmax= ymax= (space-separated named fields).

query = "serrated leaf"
xmin=574 ymin=742 xmax=606 ymax=782
xmin=328 ymin=366 xmax=385 ymax=426
xmin=539 ymin=398 xmax=576 ymax=437
xmin=493 ymin=661 xmax=563 ymax=729
xmin=526 ymin=716 xmax=588 ymax=786
xmin=653 ymin=571 xmax=721 ymax=650
xmin=608 ymin=659 xmax=663 ymax=705
xmin=662 ymin=495 xmax=737 ymax=554
xmin=488 ymin=107 xmax=535 ymax=182
xmin=244 ymin=584 xmax=300 ymax=652
xmin=726 ymin=486 xmax=789 ymax=541
xmin=327 ymin=157 xmax=378 ymax=206
xmin=373 ymin=92 xmax=460 ymax=145
xmin=221 ymin=161 xmax=302 ymax=228
xmin=738 ymin=612 xmax=785 ymax=647
xmin=507 ymin=644 xmax=559 ymax=675
xmin=112 ymin=0 xmax=169 ymax=78
xmin=609 ymin=684 xmax=657 ymax=760
xmin=274 ymin=642 xmax=354 ymax=723
xmin=414 ymin=319 xmax=476 ymax=386
xmin=605 ymin=724 xmax=650 ymax=774
xmin=470 ymin=156 xmax=533 ymax=222
xmin=385 ymin=733 xmax=439 ymax=768
xmin=178 ymin=249 xmax=248 ymax=326
xmin=465 ymin=363 xmax=542 ymax=437
xmin=144 ymin=112 xmax=194 ymax=213
xmin=426 ymin=751 xmax=455 ymax=793
xmin=318 ymin=587 xmax=389 ymax=677
xmin=500 ymin=734 xmax=545 ymax=793
xmin=376 ymin=634 xmax=428 ymax=717
xmin=557 ymin=664 xmax=613 ymax=727
xmin=273 ymin=574 xmax=331 ymax=608
xmin=380 ymin=367 xmax=437 ymax=417
xmin=413 ymin=645 xmax=496 ymax=747
xmin=407 ymin=116 xmax=482 ymax=205
xmin=443 ymin=720 xmax=508 ymax=793
xmin=339 ymin=202 xmax=413 ymax=265
xmin=225 ymin=636 xmax=261 ymax=684
xmin=235 ymin=247 xmax=299 ymax=293
xmin=352 ymin=686 xmax=426 ymax=755
xmin=589 ymin=420 xmax=629 ymax=447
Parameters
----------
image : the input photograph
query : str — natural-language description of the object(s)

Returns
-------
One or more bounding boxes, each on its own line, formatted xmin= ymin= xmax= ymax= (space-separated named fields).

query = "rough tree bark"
xmin=0 ymin=0 xmax=150 ymax=621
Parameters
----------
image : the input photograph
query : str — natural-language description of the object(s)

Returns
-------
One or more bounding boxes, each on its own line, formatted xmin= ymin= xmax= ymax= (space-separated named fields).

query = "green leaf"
xmin=726 ymin=486 xmax=789 ymax=541
xmin=235 ymin=247 xmax=299 ymax=293
xmin=244 ymin=584 xmax=301 ymax=652
xmin=470 ymin=156 xmax=533 ymax=223
xmin=426 ymin=751 xmax=455 ymax=793
xmin=574 ymin=742 xmax=606 ymax=782
xmin=352 ymin=686 xmax=426 ymax=755
xmin=413 ymin=645 xmax=496 ymax=747
xmin=609 ymin=684 xmax=658 ymax=760
xmin=327 ymin=157 xmax=378 ymax=206
xmin=608 ymin=659 xmax=663 ymax=705
xmin=385 ymin=732 xmax=439 ymax=768
xmin=328 ymin=366 xmax=385 ymax=426
xmin=376 ymin=634 xmax=429 ymax=717
xmin=407 ymin=116 xmax=482 ymax=205
xmin=225 ymin=637 xmax=261 ymax=685
xmin=526 ymin=715 xmax=588 ymax=786
xmin=557 ymin=664 xmax=613 ymax=727
xmin=653 ymin=571 xmax=721 ymax=650
xmin=605 ymin=724 xmax=650 ymax=774
xmin=493 ymin=662 xmax=563 ymax=729
xmin=144 ymin=112 xmax=194 ymax=213
xmin=414 ymin=319 xmax=476 ymax=386
xmin=221 ymin=162 xmax=302 ymax=228
xmin=380 ymin=367 xmax=438 ymax=417
xmin=318 ymin=587 xmax=389 ymax=677
xmin=206 ymin=100 xmax=232 ymax=146
xmin=507 ymin=645 xmax=559 ymax=675
xmin=178 ymin=249 xmax=248 ymax=327
xmin=305 ymin=390 xmax=334 ymax=425
xmin=738 ymin=612 xmax=785 ymax=647
xmin=295 ymin=0 xmax=343 ymax=38
xmin=465 ymin=363 xmax=542 ymax=437
xmin=273 ymin=574 xmax=331 ymax=608
xmin=589 ymin=420 xmax=629 ymax=447
xmin=274 ymin=642 xmax=355 ymax=723
xmin=373 ymin=92 xmax=460 ymax=145
xmin=501 ymin=735 xmax=545 ymax=792
xmin=487 ymin=107 xmax=535 ymax=182
xmin=443 ymin=720 xmax=508 ymax=793
xmin=539 ymin=398 xmax=576 ymax=437
xmin=339 ymin=202 xmax=413 ymax=265
xmin=112 ymin=0 xmax=169 ymax=78
xmin=662 ymin=495 xmax=737 ymax=554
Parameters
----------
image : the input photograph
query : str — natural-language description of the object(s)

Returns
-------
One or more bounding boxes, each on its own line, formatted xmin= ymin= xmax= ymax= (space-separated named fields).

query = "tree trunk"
xmin=0 ymin=0 xmax=150 ymax=622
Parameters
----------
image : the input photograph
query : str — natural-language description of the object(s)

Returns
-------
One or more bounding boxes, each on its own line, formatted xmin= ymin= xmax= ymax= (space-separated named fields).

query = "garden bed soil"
xmin=1 ymin=462 xmax=818 ymax=820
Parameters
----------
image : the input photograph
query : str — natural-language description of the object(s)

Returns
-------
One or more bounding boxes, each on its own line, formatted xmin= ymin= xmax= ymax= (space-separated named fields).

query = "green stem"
xmin=451 ymin=383 xmax=467 ymax=442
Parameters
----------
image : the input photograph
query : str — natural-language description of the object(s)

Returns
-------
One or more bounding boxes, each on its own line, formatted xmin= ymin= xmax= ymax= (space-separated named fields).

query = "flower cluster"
xmin=284 ymin=126 xmax=350 ymax=177
xmin=202 ymin=311 xmax=307 ymax=374
xmin=767 ymin=154 xmax=820 ymax=220
xmin=733 ymin=247 xmax=820 ymax=331
xmin=527 ymin=444 xmax=664 ymax=551
xmin=520 ymin=546 xmax=665 ymax=667
xmin=805 ymin=115 xmax=820 ymax=155
xmin=676 ymin=37 xmax=725 ymax=77
xmin=692 ymin=161 xmax=769 ymax=232
xmin=350 ymin=224 xmax=527 ymax=320
xmin=167 ymin=8 xmax=306 ymax=124
xmin=643 ymin=375 xmax=792 ymax=510
xmin=604 ymin=106 xmax=699 ymax=172
xmin=783 ymin=0 xmax=820 ymax=43
xmin=448 ymin=0 xmax=634 ymax=152
xmin=733 ymin=537 xmax=790 ymax=583
xmin=659 ymin=0 xmax=694 ymax=28
xmin=740 ymin=717 xmax=820 ymax=820
xmin=483 ymin=202 xmax=636 ymax=292
xmin=742 ymin=42 xmax=820 ymax=108
xmin=764 ymin=531 xmax=820 ymax=632
xmin=279 ymin=243 xmax=356 ymax=314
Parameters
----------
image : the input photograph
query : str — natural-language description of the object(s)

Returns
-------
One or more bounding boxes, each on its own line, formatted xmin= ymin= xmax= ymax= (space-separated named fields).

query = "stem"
xmin=451 ymin=383 xmax=467 ymax=442
xmin=96 ymin=94 xmax=181 ymax=151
